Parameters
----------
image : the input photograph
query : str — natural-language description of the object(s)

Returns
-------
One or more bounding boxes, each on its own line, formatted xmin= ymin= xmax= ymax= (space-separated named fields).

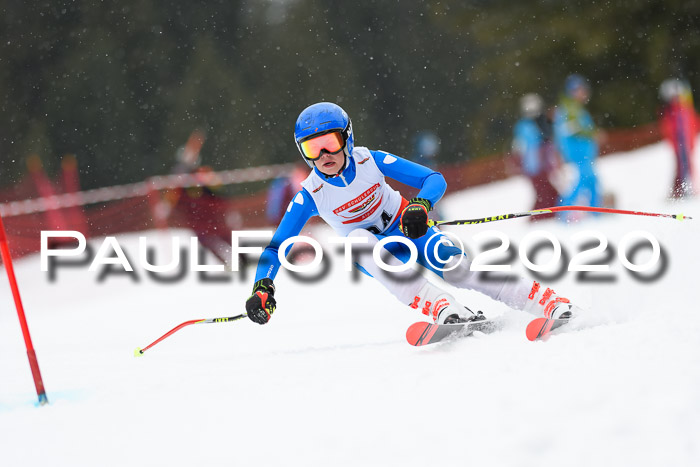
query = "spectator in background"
xmin=266 ymin=162 xmax=308 ymax=225
xmin=658 ymin=78 xmax=699 ymax=198
xmin=161 ymin=130 xmax=245 ymax=268
xmin=512 ymin=93 xmax=560 ymax=221
xmin=553 ymin=74 xmax=601 ymax=214
xmin=412 ymin=131 xmax=441 ymax=169
xmin=411 ymin=131 xmax=444 ymax=220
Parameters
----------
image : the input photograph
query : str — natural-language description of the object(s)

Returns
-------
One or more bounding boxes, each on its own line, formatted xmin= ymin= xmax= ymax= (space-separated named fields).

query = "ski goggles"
xmin=299 ymin=132 xmax=345 ymax=161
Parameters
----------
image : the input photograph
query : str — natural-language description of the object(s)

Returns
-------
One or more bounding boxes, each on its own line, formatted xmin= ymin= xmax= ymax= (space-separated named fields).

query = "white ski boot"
xmin=524 ymin=281 xmax=580 ymax=320
xmin=410 ymin=281 xmax=483 ymax=324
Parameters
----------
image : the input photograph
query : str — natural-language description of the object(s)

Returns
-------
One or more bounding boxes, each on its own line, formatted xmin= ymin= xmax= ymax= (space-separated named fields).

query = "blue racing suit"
xmin=254 ymin=149 xmax=462 ymax=282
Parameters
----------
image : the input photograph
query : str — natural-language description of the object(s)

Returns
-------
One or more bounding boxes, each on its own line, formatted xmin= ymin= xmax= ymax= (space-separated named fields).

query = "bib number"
xmin=366 ymin=210 xmax=394 ymax=235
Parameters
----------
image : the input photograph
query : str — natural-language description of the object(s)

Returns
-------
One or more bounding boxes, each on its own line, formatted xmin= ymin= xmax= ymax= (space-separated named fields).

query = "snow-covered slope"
xmin=1 ymin=140 xmax=699 ymax=467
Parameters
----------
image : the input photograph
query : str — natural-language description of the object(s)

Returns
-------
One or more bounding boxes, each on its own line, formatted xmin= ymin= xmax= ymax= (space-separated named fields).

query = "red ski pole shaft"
xmin=0 ymin=214 xmax=48 ymax=405
xmin=543 ymin=205 xmax=692 ymax=220
xmin=135 ymin=313 xmax=247 ymax=356
xmin=432 ymin=205 xmax=692 ymax=226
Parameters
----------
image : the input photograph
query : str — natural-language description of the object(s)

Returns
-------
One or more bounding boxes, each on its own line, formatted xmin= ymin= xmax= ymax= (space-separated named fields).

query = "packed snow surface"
xmin=1 ymin=140 xmax=699 ymax=466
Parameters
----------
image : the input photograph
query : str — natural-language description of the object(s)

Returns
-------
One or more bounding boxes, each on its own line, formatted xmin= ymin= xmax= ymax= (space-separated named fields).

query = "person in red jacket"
xmin=161 ymin=130 xmax=246 ymax=269
xmin=659 ymin=78 xmax=699 ymax=198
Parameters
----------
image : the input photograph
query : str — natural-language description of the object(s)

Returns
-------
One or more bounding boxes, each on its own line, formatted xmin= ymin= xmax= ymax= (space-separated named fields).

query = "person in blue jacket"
xmin=512 ymin=93 xmax=560 ymax=220
xmin=244 ymin=102 xmax=578 ymax=326
xmin=554 ymin=74 xmax=601 ymax=212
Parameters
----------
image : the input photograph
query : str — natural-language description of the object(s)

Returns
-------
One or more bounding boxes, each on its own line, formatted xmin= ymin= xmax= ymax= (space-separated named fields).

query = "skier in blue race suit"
xmin=245 ymin=102 xmax=579 ymax=326
xmin=554 ymin=74 xmax=601 ymax=211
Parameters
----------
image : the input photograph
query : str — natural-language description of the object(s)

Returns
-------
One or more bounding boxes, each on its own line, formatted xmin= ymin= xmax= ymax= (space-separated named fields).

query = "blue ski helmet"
xmin=564 ymin=74 xmax=590 ymax=96
xmin=294 ymin=102 xmax=354 ymax=168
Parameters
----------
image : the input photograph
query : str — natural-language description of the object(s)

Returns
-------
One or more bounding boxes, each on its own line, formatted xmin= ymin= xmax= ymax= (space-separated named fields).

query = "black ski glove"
xmin=246 ymin=278 xmax=276 ymax=325
xmin=400 ymin=198 xmax=432 ymax=239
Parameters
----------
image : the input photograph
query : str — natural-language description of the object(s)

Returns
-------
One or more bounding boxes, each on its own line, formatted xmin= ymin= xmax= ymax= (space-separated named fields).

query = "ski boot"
xmin=525 ymin=281 xmax=580 ymax=320
xmin=410 ymin=281 xmax=482 ymax=324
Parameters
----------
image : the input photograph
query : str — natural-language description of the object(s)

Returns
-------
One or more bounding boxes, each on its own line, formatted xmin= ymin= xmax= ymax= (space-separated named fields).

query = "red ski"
xmin=525 ymin=317 xmax=571 ymax=341
xmin=406 ymin=319 xmax=498 ymax=346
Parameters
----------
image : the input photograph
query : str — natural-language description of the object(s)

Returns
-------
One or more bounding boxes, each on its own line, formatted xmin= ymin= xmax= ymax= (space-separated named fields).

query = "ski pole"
xmin=134 ymin=313 xmax=247 ymax=356
xmin=429 ymin=205 xmax=692 ymax=227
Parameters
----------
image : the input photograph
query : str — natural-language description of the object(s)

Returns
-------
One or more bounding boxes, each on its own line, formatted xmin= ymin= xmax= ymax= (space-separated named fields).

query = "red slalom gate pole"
xmin=0 ymin=214 xmax=48 ymax=405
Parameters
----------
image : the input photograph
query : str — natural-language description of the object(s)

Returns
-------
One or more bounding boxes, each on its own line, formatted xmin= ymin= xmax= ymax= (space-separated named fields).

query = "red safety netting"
xmin=0 ymin=124 xmax=665 ymax=259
